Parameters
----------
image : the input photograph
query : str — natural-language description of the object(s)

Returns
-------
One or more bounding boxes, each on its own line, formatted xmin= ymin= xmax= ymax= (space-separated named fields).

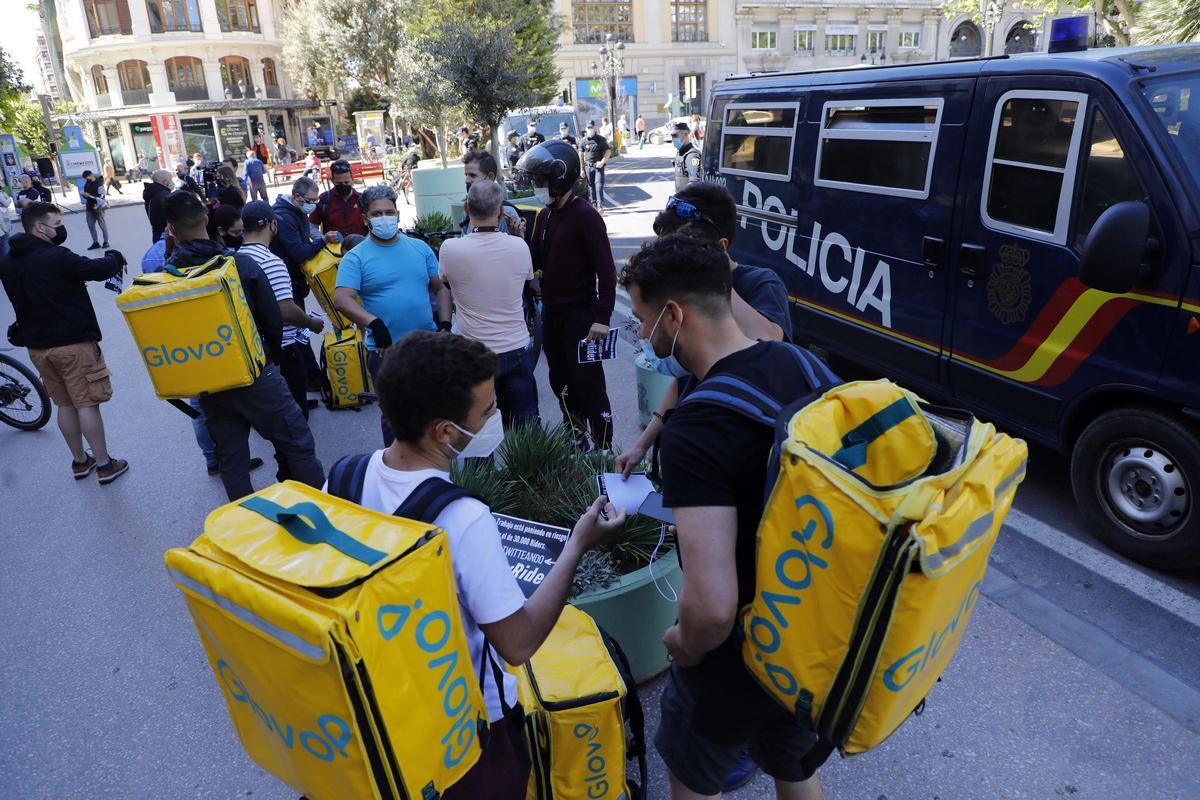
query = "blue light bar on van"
xmin=1049 ymin=16 xmax=1090 ymax=53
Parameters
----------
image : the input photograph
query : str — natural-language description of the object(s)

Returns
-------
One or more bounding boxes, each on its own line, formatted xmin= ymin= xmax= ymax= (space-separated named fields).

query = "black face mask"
xmin=334 ymin=183 xmax=352 ymax=197
xmin=46 ymin=223 xmax=67 ymax=245
xmin=223 ymin=234 xmax=243 ymax=249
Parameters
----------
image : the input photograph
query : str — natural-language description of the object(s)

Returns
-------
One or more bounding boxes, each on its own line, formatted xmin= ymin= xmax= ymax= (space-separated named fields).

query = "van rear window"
xmin=814 ymin=99 xmax=943 ymax=199
xmin=719 ymin=102 xmax=798 ymax=179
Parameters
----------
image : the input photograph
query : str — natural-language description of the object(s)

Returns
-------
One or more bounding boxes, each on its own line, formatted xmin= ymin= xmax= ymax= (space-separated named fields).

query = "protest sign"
xmin=577 ymin=329 xmax=620 ymax=363
xmin=495 ymin=513 xmax=570 ymax=598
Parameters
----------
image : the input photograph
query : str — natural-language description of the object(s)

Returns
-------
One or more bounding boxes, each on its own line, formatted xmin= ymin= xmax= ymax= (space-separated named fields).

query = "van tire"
xmin=1070 ymin=408 xmax=1200 ymax=570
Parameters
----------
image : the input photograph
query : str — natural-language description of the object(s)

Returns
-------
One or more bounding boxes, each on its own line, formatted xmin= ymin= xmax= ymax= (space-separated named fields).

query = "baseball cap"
xmin=241 ymin=200 xmax=277 ymax=230
xmin=673 ymin=121 xmax=691 ymax=132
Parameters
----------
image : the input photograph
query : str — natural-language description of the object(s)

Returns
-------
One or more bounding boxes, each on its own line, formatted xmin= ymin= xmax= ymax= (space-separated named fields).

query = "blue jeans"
xmin=190 ymin=397 xmax=217 ymax=468
xmin=495 ymin=344 xmax=539 ymax=430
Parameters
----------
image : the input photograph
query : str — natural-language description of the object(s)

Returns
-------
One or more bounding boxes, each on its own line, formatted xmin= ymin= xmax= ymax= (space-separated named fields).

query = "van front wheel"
xmin=1070 ymin=408 xmax=1200 ymax=570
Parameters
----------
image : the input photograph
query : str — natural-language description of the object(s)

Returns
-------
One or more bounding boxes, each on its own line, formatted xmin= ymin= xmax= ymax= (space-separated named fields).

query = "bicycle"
xmin=0 ymin=349 xmax=51 ymax=430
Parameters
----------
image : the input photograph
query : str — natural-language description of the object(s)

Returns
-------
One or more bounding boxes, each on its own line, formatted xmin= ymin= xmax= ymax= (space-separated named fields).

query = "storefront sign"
xmin=150 ymin=113 xmax=186 ymax=170
xmin=495 ymin=514 xmax=570 ymax=598
xmin=215 ymin=115 xmax=253 ymax=160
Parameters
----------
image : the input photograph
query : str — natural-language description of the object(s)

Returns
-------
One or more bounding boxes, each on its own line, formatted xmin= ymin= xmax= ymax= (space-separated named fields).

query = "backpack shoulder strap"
xmin=326 ymin=453 xmax=372 ymax=504
xmin=677 ymin=343 xmax=840 ymax=429
xmin=394 ymin=476 xmax=481 ymax=524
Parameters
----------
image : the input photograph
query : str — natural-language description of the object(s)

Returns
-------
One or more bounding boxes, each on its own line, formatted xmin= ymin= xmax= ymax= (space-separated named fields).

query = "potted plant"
xmin=453 ymin=424 xmax=681 ymax=682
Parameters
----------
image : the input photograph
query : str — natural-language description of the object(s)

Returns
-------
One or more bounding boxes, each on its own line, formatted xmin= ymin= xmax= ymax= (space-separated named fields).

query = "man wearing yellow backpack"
xmin=621 ymin=234 xmax=836 ymax=799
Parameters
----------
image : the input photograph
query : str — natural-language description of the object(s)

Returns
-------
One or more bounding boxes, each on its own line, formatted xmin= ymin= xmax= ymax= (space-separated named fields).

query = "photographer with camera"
xmin=0 ymin=202 xmax=130 ymax=484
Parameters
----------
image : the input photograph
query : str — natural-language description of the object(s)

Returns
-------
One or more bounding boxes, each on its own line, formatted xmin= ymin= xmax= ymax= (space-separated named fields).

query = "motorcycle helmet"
xmin=515 ymin=140 xmax=581 ymax=198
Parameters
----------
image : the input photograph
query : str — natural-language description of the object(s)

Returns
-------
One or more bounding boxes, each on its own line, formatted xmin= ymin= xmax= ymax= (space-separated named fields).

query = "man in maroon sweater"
xmin=519 ymin=140 xmax=616 ymax=450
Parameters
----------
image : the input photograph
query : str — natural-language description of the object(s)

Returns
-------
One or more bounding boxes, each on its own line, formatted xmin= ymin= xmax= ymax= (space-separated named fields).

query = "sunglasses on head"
xmin=666 ymin=196 xmax=704 ymax=223
xmin=331 ymin=163 xmax=352 ymax=174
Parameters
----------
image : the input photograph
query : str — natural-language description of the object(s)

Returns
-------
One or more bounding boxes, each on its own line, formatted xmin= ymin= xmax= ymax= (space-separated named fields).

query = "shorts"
xmin=27 ymin=342 xmax=113 ymax=408
xmin=654 ymin=664 xmax=822 ymax=795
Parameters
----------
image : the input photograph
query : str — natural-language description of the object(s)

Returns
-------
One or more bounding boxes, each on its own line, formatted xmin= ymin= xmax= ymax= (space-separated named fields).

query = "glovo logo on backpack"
xmin=117 ymin=255 xmax=265 ymax=399
xmin=322 ymin=328 xmax=373 ymax=409
xmin=741 ymin=379 xmax=1027 ymax=755
xmin=165 ymin=481 xmax=488 ymax=800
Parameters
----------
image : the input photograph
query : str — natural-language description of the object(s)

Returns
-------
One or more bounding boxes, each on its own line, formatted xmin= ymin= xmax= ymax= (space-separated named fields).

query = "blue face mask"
xmin=672 ymin=137 xmax=683 ymax=150
xmin=640 ymin=304 xmax=689 ymax=377
xmin=369 ymin=214 xmax=399 ymax=240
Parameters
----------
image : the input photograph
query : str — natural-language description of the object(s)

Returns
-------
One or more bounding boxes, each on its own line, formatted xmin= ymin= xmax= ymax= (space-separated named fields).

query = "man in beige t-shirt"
xmin=440 ymin=180 xmax=539 ymax=428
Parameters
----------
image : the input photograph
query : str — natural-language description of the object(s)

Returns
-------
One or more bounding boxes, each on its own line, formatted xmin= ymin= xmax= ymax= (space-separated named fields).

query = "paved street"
xmin=2 ymin=146 xmax=1199 ymax=799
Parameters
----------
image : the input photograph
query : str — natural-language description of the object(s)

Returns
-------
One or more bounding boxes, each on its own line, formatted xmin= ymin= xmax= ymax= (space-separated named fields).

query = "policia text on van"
xmin=705 ymin=44 xmax=1200 ymax=569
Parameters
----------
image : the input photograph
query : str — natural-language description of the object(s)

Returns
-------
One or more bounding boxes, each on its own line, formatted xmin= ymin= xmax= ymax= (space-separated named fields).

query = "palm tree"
xmin=1137 ymin=0 xmax=1200 ymax=44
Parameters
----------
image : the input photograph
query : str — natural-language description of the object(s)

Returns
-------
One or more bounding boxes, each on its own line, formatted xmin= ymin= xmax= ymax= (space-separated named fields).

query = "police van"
xmin=703 ymin=44 xmax=1200 ymax=569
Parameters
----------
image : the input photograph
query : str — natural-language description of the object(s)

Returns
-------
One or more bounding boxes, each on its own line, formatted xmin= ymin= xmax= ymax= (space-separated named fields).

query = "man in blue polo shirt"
xmin=334 ymin=184 xmax=451 ymax=444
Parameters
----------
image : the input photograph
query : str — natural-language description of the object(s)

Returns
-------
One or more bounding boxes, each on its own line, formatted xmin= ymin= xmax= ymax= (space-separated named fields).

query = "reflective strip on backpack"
xmin=167 ymin=567 xmax=326 ymax=661
xmin=118 ymin=283 xmax=221 ymax=310
xmin=922 ymin=460 xmax=1027 ymax=572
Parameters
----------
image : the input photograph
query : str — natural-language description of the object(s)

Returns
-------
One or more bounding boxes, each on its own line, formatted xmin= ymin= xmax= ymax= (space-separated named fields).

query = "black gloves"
xmin=104 ymin=249 xmax=127 ymax=268
xmin=368 ymin=318 xmax=392 ymax=350
xmin=437 ymin=320 xmax=452 ymax=333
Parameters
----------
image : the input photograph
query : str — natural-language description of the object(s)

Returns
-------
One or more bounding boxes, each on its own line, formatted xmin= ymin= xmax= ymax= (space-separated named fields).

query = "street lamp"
xmin=592 ymin=32 xmax=625 ymax=144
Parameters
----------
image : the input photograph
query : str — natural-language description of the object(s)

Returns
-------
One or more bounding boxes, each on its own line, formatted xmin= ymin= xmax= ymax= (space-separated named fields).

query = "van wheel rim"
xmin=1103 ymin=442 xmax=1190 ymax=538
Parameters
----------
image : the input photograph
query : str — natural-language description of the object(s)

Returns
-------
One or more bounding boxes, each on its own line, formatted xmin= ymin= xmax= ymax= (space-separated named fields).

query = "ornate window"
xmin=165 ymin=56 xmax=207 ymax=100
xmin=826 ymin=33 xmax=857 ymax=56
xmin=899 ymin=30 xmax=921 ymax=49
xmin=217 ymin=0 xmax=261 ymax=33
xmin=793 ymin=29 xmax=815 ymax=54
xmin=672 ymin=0 xmax=706 ymax=43
xmin=1005 ymin=21 xmax=1037 ymax=54
xmin=949 ymin=21 xmax=982 ymax=58
xmin=262 ymin=58 xmax=280 ymax=98
xmin=116 ymin=59 xmax=152 ymax=105
xmin=220 ymin=55 xmax=255 ymax=98
xmin=146 ymin=0 xmax=202 ymax=33
xmin=572 ymin=0 xmax=632 ymax=45
xmin=90 ymin=65 xmax=110 ymax=95
xmin=751 ymin=30 xmax=777 ymax=50
xmin=83 ymin=0 xmax=131 ymax=37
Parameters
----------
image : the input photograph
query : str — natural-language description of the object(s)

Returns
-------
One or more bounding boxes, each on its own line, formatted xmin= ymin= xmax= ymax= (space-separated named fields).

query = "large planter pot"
xmin=635 ymin=352 xmax=676 ymax=427
xmin=572 ymin=549 xmax=681 ymax=683
xmin=412 ymin=164 xmax=465 ymax=222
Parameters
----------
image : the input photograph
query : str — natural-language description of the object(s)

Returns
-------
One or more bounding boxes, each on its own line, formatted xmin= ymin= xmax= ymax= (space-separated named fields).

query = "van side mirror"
xmin=1079 ymin=200 xmax=1149 ymax=295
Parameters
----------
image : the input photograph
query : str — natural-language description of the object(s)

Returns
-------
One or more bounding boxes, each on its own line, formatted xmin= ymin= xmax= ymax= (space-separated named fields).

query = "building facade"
xmin=549 ymin=2 xmax=1075 ymax=131
xmin=552 ymin=1 xmax=740 ymax=130
xmin=50 ymin=0 xmax=318 ymax=174
xmin=35 ymin=33 xmax=64 ymax=103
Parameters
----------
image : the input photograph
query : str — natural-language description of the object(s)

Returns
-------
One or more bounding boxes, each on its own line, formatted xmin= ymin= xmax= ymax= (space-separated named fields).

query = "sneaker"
xmin=87 ymin=242 xmax=101 ymax=250
xmin=722 ymin=750 xmax=758 ymax=793
xmin=72 ymin=454 xmax=98 ymax=480
xmin=207 ymin=457 xmax=264 ymax=476
xmin=101 ymin=241 xmax=110 ymax=248
xmin=97 ymin=458 xmax=130 ymax=485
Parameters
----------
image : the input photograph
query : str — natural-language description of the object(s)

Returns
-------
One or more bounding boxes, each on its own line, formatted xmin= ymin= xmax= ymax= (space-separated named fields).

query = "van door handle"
xmin=922 ymin=237 xmax=944 ymax=270
xmin=959 ymin=244 xmax=986 ymax=278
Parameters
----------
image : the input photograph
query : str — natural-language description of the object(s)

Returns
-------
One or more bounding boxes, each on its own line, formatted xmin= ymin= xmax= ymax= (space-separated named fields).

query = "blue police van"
xmin=703 ymin=45 xmax=1200 ymax=569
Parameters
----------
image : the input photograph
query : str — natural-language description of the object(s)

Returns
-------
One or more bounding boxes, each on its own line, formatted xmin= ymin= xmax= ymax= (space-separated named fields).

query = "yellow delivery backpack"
xmin=302 ymin=244 xmax=352 ymax=330
xmin=117 ymin=255 xmax=265 ymax=399
xmin=517 ymin=605 xmax=646 ymax=800
xmin=321 ymin=328 xmax=374 ymax=409
xmin=677 ymin=367 xmax=1027 ymax=757
xmin=164 ymin=480 xmax=491 ymax=800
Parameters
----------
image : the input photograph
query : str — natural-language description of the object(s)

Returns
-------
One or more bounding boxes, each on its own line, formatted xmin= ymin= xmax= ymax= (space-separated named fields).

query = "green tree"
xmin=1137 ymin=0 xmax=1200 ymax=44
xmin=0 ymin=45 xmax=31 ymax=130
xmin=392 ymin=39 xmax=461 ymax=168
xmin=10 ymin=100 xmax=77 ymax=158
xmin=430 ymin=0 xmax=562 ymax=156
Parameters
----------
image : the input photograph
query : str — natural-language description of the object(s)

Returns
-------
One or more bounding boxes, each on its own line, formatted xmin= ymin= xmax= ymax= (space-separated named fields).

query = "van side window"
xmin=814 ymin=99 xmax=943 ymax=199
xmin=720 ymin=102 xmax=798 ymax=179
xmin=982 ymin=91 xmax=1087 ymax=244
xmin=1074 ymin=109 xmax=1144 ymax=249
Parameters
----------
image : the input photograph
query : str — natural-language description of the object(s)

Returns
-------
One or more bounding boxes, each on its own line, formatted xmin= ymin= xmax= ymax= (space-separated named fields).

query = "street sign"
xmin=495 ymin=513 xmax=569 ymax=598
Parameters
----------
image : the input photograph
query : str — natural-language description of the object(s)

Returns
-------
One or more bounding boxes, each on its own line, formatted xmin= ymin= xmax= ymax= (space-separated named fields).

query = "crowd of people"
xmin=0 ymin=125 xmax=830 ymax=799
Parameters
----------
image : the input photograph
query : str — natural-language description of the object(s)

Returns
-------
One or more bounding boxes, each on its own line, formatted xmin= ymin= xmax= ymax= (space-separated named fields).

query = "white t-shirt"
xmin=439 ymin=231 xmax=533 ymax=354
xmin=341 ymin=451 xmax=526 ymax=722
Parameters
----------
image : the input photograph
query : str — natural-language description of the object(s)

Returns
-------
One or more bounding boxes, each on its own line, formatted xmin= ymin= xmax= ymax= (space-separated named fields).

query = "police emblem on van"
xmin=987 ymin=244 xmax=1032 ymax=325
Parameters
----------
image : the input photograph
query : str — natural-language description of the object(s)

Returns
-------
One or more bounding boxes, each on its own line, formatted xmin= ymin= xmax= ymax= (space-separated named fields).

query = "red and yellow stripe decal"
xmin=790 ymin=281 xmax=1200 ymax=388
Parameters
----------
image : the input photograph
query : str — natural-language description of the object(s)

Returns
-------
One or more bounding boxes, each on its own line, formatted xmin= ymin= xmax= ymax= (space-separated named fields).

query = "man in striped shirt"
xmin=239 ymin=201 xmax=324 ymax=417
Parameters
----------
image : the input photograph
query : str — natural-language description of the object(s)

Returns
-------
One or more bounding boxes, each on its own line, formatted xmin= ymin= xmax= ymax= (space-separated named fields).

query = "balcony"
xmin=223 ymin=84 xmax=256 ymax=100
xmin=172 ymin=85 xmax=208 ymax=102
xmin=265 ymin=85 xmax=280 ymax=99
xmin=95 ymin=93 xmax=112 ymax=109
xmin=87 ymin=22 xmax=131 ymax=38
xmin=121 ymin=88 xmax=150 ymax=106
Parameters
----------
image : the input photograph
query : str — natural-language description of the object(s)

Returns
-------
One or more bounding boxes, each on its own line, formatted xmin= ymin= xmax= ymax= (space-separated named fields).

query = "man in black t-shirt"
xmin=579 ymin=120 xmax=610 ymax=211
xmin=620 ymin=233 xmax=828 ymax=800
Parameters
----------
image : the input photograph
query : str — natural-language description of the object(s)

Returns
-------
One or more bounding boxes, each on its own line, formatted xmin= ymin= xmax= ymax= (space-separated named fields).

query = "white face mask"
xmin=534 ymin=187 xmax=553 ymax=206
xmin=448 ymin=412 xmax=504 ymax=459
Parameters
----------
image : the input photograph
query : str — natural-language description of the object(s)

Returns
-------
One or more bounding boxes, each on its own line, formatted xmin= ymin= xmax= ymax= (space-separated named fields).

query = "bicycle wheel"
xmin=0 ymin=353 xmax=52 ymax=430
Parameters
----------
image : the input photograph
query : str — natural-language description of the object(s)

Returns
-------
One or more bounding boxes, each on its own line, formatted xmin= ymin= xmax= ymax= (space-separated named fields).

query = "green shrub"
xmin=452 ymin=423 xmax=669 ymax=595
xmin=411 ymin=211 xmax=458 ymax=255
